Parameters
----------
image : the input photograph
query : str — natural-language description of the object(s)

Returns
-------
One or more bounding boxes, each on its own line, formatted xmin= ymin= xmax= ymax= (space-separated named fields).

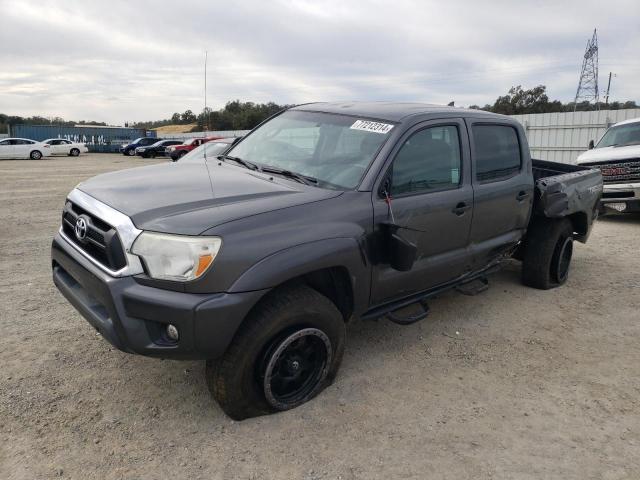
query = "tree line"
xmin=130 ymin=101 xmax=289 ymax=132
xmin=2 ymin=88 xmax=637 ymax=134
xmin=0 ymin=114 xmax=106 ymax=133
xmin=469 ymin=85 xmax=637 ymax=115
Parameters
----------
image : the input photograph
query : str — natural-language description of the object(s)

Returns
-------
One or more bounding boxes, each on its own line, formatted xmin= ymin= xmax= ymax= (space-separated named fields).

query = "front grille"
xmin=61 ymin=201 xmax=127 ymax=271
xmin=581 ymin=159 xmax=640 ymax=184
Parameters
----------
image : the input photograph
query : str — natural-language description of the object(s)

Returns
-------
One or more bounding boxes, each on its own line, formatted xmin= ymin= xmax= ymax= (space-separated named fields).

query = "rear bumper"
xmin=599 ymin=182 xmax=640 ymax=214
xmin=51 ymin=233 xmax=267 ymax=360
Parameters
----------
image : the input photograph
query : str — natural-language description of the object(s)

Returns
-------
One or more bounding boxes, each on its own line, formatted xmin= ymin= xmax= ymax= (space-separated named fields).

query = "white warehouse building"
xmin=510 ymin=108 xmax=640 ymax=164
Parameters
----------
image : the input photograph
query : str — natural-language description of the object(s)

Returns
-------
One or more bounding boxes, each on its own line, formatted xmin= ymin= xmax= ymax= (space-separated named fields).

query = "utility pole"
xmin=573 ymin=29 xmax=599 ymax=112
xmin=604 ymin=72 xmax=615 ymax=106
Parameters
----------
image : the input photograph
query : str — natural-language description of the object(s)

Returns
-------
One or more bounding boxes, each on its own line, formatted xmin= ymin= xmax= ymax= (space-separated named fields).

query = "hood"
xmin=78 ymin=161 xmax=341 ymax=234
xmin=576 ymin=144 xmax=640 ymax=164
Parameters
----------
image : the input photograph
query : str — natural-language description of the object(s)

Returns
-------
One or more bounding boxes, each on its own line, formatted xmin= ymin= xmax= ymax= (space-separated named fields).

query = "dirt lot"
xmin=1 ymin=153 xmax=639 ymax=480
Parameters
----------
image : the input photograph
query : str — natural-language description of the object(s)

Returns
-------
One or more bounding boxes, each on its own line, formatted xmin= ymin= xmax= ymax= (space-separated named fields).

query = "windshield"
xmin=596 ymin=122 xmax=640 ymax=148
xmin=226 ymin=110 xmax=394 ymax=189
xmin=180 ymin=141 xmax=232 ymax=162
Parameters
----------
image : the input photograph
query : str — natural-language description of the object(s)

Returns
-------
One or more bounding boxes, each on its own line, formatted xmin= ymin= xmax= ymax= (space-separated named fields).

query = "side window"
xmin=472 ymin=125 xmax=521 ymax=182
xmin=391 ymin=125 xmax=461 ymax=195
xmin=0 ymin=140 xmax=9 ymax=145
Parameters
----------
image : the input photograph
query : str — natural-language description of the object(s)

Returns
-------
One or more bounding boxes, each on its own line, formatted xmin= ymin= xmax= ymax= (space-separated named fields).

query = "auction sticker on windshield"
xmin=350 ymin=120 xmax=394 ymax=134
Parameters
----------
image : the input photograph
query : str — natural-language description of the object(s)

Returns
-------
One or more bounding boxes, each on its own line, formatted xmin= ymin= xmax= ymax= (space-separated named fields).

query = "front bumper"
xmin=52 ymin=233 xmax=267 ymax=360
xmin=599 ymin=182 xmax=640 ymax=214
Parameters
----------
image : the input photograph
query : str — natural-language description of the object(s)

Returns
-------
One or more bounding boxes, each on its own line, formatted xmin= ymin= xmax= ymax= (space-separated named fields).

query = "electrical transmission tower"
xmin=573 ymin=29 xmax=599 ymax=111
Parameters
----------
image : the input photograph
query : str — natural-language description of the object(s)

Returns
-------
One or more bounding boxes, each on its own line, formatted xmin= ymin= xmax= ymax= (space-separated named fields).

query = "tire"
xmin=206 ymin=285 xmax=346 ymax=420
xmin=70 ymin=148 xmax=80 ymax=157
xmin=522 ymin=218 xmax=574 ymax=290
xmin=178 ymin=150 xmax=187 ymax=158
xmin=127 ymin=149 xmax=136 ymax=156
xmin=30 ymin=150 xmax=42 ymax=160
xmin=148 ymin=151 xmax=156 ymax=158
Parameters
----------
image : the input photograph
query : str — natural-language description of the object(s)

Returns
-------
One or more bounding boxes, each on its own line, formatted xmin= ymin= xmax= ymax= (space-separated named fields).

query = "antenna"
xmin=573 ymin=29 xmax=599 ymax=111
xmin=204 ymin=50 xmax=208 ymax=133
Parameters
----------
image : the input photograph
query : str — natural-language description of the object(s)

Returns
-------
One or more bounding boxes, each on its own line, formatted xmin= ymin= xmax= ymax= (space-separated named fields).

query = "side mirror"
xmin=381 ymin=223 xmax=417 ymax=272
xmin=588 ymin=140 xmax=594 ymax=150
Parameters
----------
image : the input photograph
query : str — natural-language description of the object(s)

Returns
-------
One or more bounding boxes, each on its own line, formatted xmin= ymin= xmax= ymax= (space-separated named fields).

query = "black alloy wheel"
xmin=260 ymin=327 xmax=332 ymax=411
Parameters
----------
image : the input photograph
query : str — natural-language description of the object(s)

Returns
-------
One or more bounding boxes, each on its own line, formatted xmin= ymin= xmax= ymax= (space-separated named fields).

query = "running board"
xmin=386 ymin=298 xmax=430 ymax=325
xmin=455 ymin=277 xmax=489 ymax=296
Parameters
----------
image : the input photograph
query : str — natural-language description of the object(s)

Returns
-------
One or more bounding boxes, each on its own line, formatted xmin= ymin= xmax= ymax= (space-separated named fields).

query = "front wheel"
xmin=206 ymin=285 xmax=346 ymax=420
xmin=148 ymin=151 xmax=156 ymax=158
xmin=30 ymin=150 xmax=42 ymax=160
xmin=522 ymin=218 xmax=574 ymax=289
xmin=127 ymin=149 xmax=136 ymax=156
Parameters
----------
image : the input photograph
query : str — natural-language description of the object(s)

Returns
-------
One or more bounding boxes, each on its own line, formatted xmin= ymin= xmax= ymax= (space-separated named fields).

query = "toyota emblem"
xmin=75 ymin=217 xmax=88 ymax=241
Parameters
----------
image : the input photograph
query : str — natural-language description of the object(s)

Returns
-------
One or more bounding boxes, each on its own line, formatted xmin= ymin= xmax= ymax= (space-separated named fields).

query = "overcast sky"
xmin=1 ymin=0 xmax=638 ymax=125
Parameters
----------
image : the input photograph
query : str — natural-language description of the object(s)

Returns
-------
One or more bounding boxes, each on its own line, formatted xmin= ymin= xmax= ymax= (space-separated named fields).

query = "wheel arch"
xmin=229 ymin=237 xmax=370 ymax=321
xmin=567 ymin=211 xmax=589 ymax=242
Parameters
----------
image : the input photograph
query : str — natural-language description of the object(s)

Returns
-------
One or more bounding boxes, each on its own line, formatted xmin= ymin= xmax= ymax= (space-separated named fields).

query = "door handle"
xmin=452 ymin=202 xmax=471 ymax=216
xmin=516 ymin=191 xmax=529 ymax=201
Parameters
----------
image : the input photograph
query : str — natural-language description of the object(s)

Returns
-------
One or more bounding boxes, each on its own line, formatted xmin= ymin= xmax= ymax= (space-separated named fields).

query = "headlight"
xmin=131 ymin=232 xmax=222 ymax=281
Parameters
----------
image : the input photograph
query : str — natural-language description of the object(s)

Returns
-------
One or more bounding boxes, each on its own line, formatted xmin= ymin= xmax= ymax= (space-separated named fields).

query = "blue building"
xmin=10 ymin=124 xmax=157 ymax=153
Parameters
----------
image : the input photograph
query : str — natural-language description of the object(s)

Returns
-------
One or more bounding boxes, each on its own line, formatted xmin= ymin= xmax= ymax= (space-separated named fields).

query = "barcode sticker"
xmin=350 ymin=120 xmax=394 ymax=134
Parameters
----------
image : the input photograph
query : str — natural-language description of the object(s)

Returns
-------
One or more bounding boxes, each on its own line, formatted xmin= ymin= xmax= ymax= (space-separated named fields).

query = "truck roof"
xmin=612 ymin=116 xmax=640 ymax=127
xmin=292 ymin=101 xmax=502 ymax=122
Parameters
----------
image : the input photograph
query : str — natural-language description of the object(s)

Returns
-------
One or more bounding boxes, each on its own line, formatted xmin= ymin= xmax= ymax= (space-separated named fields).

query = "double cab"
xmin=52 ymin=102 xmax=602 ymax=419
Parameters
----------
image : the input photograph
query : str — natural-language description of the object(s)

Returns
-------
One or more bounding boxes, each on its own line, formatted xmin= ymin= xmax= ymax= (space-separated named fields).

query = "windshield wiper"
xmin=260 ymin=166 xmax=318 ymax=185
xmin=218 ymin=154 xmax=260 ymax=171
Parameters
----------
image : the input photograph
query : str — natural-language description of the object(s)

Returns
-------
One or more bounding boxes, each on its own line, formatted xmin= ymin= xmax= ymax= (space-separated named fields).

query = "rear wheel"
xmin=206 ymin=285 xmax=346 ymax=420
xmin=70 ymin=148 xmax=80 ymax=156
xmin=30 ymin=150 xmax=42 ymax=160
xmin=522 ymin=218 xmax=574 ymax=289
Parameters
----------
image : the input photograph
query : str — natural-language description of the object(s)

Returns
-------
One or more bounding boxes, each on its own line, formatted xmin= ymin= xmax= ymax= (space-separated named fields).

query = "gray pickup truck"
xmin=52 ymin=102 xmax=602 ymax=419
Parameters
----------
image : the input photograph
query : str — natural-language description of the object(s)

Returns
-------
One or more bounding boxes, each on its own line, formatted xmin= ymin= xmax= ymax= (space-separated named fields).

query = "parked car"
xmin=176 ymin=137 xmax=238 ymax=162
xmin=120 ymin=137 xmax=159 ymax=156
xmin=43 ymin=139 xmax=89 ymax=156
xmin=135 ymin=140 xmax=183 ymax=158
xmin=576 ymin=117 xmax=640 ymax=214
xmin=167 ymin=137 xmax=222 ymax=161
xmin=0 ymin=138 xmax=52 ymax=159
xmin=51 ymin=102 xmax=602 ymax=420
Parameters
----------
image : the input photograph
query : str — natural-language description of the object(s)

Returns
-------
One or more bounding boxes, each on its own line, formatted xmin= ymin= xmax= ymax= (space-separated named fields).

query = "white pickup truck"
xmin=576 ymin=117 xmax=640 ymax=214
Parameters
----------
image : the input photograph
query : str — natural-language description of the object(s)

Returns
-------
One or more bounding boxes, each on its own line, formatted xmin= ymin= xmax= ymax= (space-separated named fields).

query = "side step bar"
xmin=386 ymin=298 xmax=430 ymax=325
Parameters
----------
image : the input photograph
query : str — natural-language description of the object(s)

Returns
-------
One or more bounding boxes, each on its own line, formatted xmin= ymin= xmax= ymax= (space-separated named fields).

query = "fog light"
xmin=166 ymin=324 xmax=179 ymax=341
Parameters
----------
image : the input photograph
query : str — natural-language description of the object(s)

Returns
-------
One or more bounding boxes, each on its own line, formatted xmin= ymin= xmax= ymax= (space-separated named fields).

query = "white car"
xmin=0 ymin=138 xmax=52 ymax=159
xmin=576 ymin=117 xmax=640 ymax=214
xmin=43 ymin=138 xmax=89 ymax=156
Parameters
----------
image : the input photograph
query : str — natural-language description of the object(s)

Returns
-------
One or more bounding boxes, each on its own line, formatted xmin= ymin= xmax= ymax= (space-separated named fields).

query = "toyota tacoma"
xmin=52 ymin=102 xmax=602 ymax=419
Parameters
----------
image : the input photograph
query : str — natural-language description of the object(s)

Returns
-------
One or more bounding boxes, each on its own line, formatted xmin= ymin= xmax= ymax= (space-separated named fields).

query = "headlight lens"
xmin=131 ymin=232 xmax=222 ymax=281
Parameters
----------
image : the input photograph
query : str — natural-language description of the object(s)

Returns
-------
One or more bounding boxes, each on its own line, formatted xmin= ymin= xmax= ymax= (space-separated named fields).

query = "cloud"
xmin=0 ymin=0 xmax=638 ymax=123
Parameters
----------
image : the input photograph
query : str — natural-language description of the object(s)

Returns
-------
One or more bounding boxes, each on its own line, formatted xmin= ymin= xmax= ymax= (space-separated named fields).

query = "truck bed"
xmin=531 ymin=159 xmax=602 ymax=241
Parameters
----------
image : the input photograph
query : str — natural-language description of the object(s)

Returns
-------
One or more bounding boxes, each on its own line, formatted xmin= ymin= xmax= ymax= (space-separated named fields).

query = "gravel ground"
xmin=1 ymin=154 xmax=639 ymax=480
